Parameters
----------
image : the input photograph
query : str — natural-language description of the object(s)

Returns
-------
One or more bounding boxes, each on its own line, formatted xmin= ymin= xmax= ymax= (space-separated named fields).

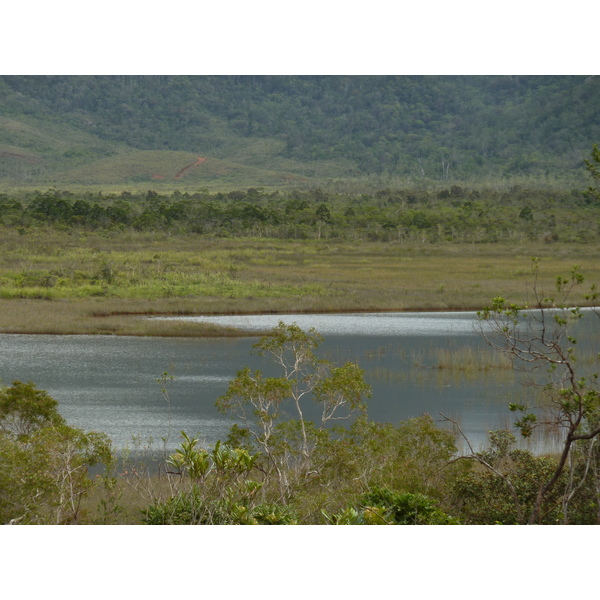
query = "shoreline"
xmin=3 ymin=302 xmax=599 ymax=338
xmin=0 ymin=305 xmax=482 ymax=338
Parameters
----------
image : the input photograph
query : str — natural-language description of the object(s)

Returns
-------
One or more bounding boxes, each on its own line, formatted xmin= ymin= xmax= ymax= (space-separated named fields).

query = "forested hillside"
xmin=1 ymin=75 xmax=599 ymax=187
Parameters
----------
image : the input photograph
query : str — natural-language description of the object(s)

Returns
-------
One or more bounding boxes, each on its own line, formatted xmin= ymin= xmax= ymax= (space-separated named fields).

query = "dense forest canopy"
xmin=1 ymin=75 xmax=599 ymax=186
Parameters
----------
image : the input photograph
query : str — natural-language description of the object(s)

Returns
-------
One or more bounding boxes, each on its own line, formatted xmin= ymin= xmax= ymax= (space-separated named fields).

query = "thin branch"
xmin=440 ymin=413 xmax=524 ymax=523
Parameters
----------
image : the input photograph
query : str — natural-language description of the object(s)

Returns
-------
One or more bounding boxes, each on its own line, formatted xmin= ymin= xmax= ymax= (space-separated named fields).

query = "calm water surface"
xmin=2 ymin=310 xmax=589 ymax=455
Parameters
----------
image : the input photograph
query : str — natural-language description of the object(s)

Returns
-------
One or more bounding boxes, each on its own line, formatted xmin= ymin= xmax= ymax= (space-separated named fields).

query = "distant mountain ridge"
xmin=1 ymin=75 xmax=599 ymax=187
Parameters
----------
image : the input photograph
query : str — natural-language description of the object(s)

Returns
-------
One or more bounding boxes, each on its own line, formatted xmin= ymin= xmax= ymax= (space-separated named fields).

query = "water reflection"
xmin=154 ymin=311 xmax=481 ymax=336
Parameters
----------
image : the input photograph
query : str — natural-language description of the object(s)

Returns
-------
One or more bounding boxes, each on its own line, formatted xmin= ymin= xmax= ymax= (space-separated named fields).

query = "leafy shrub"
xmin=359 ymin=487 xmax=459 ymax=524
xmin=142 ymin=486 xmax=207 ymax=525
xmin=324 ymin=486 xmax=459 ymax=525
xmin=447 ymin=431 xmax=565 ymax=524
xmin=142 ymin=487 xmax=298 ymax=525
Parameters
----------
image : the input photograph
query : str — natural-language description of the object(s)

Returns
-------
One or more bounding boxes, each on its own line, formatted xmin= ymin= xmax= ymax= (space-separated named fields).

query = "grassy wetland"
xmin=1 ymin=223 xmax=600 ymax=336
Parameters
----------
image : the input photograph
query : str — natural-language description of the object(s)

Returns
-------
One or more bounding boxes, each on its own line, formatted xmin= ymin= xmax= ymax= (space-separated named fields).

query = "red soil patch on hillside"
xmin=151 ymin=157 xmax=206 ymax=180
xmin=174 ymin=156 xmax=205 ymax=178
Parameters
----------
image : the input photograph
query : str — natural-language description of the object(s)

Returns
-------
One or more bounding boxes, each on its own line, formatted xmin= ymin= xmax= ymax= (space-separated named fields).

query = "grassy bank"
xmin=1 ymin=228 xmax=599 ymax=336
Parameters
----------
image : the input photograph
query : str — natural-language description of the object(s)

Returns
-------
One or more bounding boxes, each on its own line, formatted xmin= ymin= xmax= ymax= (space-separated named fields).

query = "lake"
xmin=2 ymin=310 xmax=590 ymax=456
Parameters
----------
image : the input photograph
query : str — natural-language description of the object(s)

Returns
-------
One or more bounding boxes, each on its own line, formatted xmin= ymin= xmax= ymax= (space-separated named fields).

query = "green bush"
xmin=359 ymin=487 xmax=459 ymax=525
xmin=447 ymin=431 xmax=565 ymax=524
xmin=324 ymin=487 xmax=459 ymax=525
xmin=0 ymin=381 xmax=114 ymax=524
xmin=142 ymin=487 xmax=298 ymax=525
xmin=142 ymin=486 xmax=207 ymax=525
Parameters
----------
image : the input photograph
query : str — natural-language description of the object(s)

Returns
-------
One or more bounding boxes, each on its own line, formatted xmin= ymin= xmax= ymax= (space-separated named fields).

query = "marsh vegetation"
xmin=0 ymin=217 xmax=599 ymax=336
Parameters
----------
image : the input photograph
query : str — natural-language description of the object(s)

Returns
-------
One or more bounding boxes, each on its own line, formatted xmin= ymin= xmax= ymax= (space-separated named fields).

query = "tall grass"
xmin=366 ymin=345 xmax=516 ymax=389
xmin=1 ymin=227 xmax=599 ymax=336
xmin=412 ymin=346 xmax=514 ymax=373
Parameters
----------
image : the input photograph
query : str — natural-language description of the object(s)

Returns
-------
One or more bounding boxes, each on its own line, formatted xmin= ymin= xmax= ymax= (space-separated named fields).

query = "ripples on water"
xmin=2 ymin=310 xmax=596 ymax=455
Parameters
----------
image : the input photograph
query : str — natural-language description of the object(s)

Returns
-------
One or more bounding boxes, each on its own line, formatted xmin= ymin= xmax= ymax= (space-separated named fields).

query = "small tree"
xmin=445 ymin=428 xmax=565 ymax=524
xmin=0 ymin=380 xmax=65 ymax=438
xmin=0 ymin=380 xmax=114 ymax=524
xmin=475 ymin=258 xmax=600 ymax=523
xmin=33 ymin=425 xmax=113 ymax=524
xmin=216 ymin=322 xmax=371 ymax=501
xmin=325 ymin=415 xmax=457 ymax=498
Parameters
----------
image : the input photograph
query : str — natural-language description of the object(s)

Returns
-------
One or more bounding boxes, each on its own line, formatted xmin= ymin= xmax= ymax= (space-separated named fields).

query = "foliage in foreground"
xmin=324 ymin=488 xmax=458 ymax=525
xmin=0 ymin=381 xmax=114 ymax=524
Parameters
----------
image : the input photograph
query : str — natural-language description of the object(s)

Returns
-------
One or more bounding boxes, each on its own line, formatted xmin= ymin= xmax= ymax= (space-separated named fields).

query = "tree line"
xmin=1 ymin=183 xmax=598 ymax=244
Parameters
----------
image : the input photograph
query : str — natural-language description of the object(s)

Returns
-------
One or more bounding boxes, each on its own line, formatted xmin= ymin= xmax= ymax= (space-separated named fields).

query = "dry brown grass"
xmin=0 ymin=299 xmax=256 ymax=337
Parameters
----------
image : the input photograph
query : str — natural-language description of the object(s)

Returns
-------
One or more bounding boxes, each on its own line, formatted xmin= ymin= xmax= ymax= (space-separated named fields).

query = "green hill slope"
xmin=1 ymin=75 xmax=599 ymax=188
xmin=49 ymin=149 xmax=321 ymax=187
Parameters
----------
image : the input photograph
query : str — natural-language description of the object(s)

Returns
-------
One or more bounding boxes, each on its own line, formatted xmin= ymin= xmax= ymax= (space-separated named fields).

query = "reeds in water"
xmin=422 ymin=346 xmax=514 ymax=373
